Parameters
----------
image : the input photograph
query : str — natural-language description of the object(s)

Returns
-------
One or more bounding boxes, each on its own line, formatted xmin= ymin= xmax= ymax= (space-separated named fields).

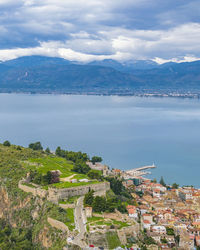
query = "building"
xmin=143 ymin=214 xmax=153 ymax=224
xmin=178 ymin=189 xmax=193 ymax=201
xmin=151 ymin=225 xmax=166 ymax=234
xmin=153 ymin=189 xmax=161 ymax=198
xmin=86 ymin=161 xmax=110 ymax=176
xmin=127 ymin=205 xmax=138 ymax=219
xmin=85 ymin=207 xmax=93 ymax=218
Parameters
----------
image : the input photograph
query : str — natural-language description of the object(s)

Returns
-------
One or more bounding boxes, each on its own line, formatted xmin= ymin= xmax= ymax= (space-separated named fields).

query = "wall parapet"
xmin=18 ymin=180 xmax=110 ymax=204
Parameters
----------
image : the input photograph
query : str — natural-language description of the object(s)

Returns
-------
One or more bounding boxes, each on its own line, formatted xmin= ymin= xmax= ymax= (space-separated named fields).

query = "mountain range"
xmin=0 ymin=56 xmax=200 ymax=95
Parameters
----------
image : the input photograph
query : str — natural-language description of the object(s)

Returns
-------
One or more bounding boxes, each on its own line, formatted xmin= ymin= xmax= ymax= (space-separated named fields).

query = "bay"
xmin=0 ymin=93 xmax=200 ymax=187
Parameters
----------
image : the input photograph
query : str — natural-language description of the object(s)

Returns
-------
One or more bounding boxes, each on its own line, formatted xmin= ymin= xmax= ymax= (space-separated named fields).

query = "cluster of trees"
xmin=29 ymin=142 xmax=43 ymax=151
xmin=72 ymin=162 xmax=102 ymax=180
xmin=91 ymin=156 xmax=102 ymax=164
xmin=72 ymin=160 xmax=91 ymax=174
xmin=55 ymin=146 xmax=103 ymax=165
xmin=159 ymin=177 xmax=179 ymax=189
xmin=106 ymin=177 xmax=132 ymax=199
xmin=84 ymin=190 xmax=127 ymax=213
xmin=0 ymin=219 xmax=34 ymax=249
xmin=29 ymin=170 xmax=60 ymax=185
xmin=55 ymin=146 xmax=89 ymax=163
xmin=87 ymin=169 xmax=102 ymax=180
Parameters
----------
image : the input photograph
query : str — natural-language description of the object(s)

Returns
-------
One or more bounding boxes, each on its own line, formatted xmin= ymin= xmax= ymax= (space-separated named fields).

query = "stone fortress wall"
xmin=18 ymin=180 xmax=48 ymax=197
xmin=18 ymin=180 xmax=110 ymax=203
xmin=47 ymin=217 xmax=69 ymax=233
xmin=48 ymin=182 xmax=110 ymax=203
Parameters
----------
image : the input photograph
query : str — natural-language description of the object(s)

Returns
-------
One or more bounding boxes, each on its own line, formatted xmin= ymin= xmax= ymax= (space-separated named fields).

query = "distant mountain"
xmin=88 ymin=59 xmax=159 ymax=72
xmin=0 ymin=56 xmax=200 ymax=95
xmin=3 ymin=55 xmax=72 ymax=68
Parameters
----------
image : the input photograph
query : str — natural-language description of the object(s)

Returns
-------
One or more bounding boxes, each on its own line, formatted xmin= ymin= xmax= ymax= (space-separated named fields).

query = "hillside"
xmin=0 ymin=142 xmax=139 ymax=249
xmin=0 ymin=144 xmax=68 ymax=249
xmin=0 ymin=56 xmax=200 ymax=95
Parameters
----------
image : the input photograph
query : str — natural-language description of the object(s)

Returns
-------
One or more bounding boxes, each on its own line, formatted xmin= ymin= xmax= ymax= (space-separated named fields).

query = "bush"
xmin=3 ymin=140 xmax=11 ymax=147
xmin=29 ymin=142 xmax=43 ymax=151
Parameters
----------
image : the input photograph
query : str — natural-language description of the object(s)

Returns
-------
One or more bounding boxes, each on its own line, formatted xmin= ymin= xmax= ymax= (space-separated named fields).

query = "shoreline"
xmin=0 ymin=90 xmax=200 ymax=99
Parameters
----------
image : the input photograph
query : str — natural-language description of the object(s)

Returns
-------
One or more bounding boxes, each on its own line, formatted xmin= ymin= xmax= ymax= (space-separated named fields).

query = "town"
xmin=1 ymin=141 xmax=200 ymax=250
xmin=81 ymin=161 xmax=200 ymax=250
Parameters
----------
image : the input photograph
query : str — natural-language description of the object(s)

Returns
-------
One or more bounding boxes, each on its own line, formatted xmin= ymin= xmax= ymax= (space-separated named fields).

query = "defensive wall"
xmin=18 ymin=180 xmax=47 ymax=198
xmin=47 ymin=182 xmax=110 ymax=203
xmin=18 ymin=180 xmax=110 ymax=203
xmin=47 ymin=217 xmax=69 ymax=233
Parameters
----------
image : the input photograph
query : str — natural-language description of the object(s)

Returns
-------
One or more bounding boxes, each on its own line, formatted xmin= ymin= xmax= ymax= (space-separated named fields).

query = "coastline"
xmin=0 ymin=90 xmax=200 ymax=99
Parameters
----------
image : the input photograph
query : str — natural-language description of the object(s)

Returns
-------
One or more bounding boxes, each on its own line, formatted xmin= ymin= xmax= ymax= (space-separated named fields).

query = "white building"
xmin=151 ymin=225 xmax=166 ymax=234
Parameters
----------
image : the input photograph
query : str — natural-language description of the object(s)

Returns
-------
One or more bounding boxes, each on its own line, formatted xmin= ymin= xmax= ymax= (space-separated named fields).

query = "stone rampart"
xmin=19 ymin=180 xmax=110 ymax=204
xmin=59 ymin=203 xmax=75 ymax=209
xmin=47 ymin=217 xmax=69 ymax=233
xmin=47 ymin=182 xmax=110 ymax=203
xmin=18 ymin=180 xmax=47 ymax=198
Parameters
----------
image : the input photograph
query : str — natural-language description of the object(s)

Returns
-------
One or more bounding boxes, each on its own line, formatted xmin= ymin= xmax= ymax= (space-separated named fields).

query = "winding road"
xmin=72 ymin=196 xmax=87 ymax=248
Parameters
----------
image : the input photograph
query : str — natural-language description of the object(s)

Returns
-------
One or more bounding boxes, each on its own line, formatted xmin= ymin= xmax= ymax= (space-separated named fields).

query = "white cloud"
xmin=0 ymin=0 xmax=199 ymax=62
xmin=153 ymin=56 xmax=200 ymax=64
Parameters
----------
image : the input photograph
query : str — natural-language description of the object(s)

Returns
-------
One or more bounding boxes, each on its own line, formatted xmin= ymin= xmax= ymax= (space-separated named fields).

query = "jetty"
xmin=124 ymin=163 xmax=156 ymax=178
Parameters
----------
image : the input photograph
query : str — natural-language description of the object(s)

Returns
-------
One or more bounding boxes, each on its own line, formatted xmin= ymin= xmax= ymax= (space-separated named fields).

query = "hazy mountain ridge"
xmin=0 ymin=56 xmax=200 ymax=94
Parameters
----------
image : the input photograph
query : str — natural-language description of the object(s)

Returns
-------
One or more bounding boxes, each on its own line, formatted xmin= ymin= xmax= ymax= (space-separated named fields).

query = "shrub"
xmin=3 ymin=140 xmax=11 ymax=147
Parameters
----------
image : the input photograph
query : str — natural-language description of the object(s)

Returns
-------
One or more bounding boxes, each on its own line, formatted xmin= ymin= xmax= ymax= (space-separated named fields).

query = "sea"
xmin=1 ymin=93 xmax=200 ymax=187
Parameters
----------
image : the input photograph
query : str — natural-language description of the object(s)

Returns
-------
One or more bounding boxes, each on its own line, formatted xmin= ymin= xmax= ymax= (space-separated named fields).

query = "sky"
xmin=0 ymin=0 xmax=200 ymax=63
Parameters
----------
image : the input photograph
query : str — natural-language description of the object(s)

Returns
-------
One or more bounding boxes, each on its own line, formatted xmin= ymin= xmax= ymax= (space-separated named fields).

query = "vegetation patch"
xmin=106 ymin=232 xmax=121 ymax=249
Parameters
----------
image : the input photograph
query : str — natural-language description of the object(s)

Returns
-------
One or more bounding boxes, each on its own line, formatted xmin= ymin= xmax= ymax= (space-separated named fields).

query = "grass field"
xmin=65 ymin=208 xmax=75 ymax=231
xmin=29 ymin=156 xmax=75 ymax=178
xmin=106 ymin=232 xmax=121 ymax=249
xmin=87 ymin=216 xmax=130 ymax=230
xmin=27 ymin=155 xmax=101 ymax=189
xmin=50 ymin=180 xmax=99 ymax=189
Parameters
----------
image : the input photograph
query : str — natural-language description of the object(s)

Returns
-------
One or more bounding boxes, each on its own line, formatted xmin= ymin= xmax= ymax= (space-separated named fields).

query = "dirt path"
xmin=60 ymin=174 xmax=77 ymax=182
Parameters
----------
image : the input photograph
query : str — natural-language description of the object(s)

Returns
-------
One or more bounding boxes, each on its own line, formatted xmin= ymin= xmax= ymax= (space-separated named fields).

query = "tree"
xmin=117 ymin=203 xmax=127 ymax=213
xmin=45 ymin=147 xmax=50 ymax=154
xmin=50 ymin=171 xmax=60 ymax=184
xmin=92 ymin=196 xmax=106 ymax=212
xmin=172 ymin=183 xmax=179 ymax=189
xmin=106 ymin=198 xmax=116 ymax=212
xmin=3 ymin=140 xmax=11 ymax=147
xmin=29 ymin=141 xmax=43 ymax=151
xmin=42 ymin=171 xmax=52 ymax=185
xmin=161 ymin=238 xmax=168 ymax=244
xmin=55 ymin=146 xmax=62 ymax=156
xmin=175 ymin=235 xmax=180 ymax=246
xmin=84 ymin=190 xmax=94 ymax=206
xmin=152 ymin=178 xmax=157 ymax=183
xmin=106 ymin=177 xmax=124 ymax=195
xmin=160 ymin=176 xmax=166 ymax=186
xmin=87 ymin=169 xmax=102 ymax=180
xmin=166 ymin=227 xmax=175 ymax=235
xmin=72 ymin=161 xmax=90 ymax=174
xmin=91 ymin=156 xmax=102 ymax=164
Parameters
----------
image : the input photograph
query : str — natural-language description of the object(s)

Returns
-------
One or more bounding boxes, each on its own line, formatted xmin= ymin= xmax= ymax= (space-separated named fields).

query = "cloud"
xmin=0 ymin=0 xmax=199 ymax=62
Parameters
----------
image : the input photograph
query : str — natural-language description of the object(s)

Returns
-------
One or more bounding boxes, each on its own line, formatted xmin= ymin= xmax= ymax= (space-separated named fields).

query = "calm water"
xmin=0 ymin=93 xmax=200 ymax=187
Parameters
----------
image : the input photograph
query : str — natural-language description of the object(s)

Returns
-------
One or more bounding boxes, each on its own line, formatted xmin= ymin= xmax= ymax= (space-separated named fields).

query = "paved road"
xmin=72 ymin=196 xmax=87 ymax=248
xmin=71 ymin=190 xmax=106 ymax=248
